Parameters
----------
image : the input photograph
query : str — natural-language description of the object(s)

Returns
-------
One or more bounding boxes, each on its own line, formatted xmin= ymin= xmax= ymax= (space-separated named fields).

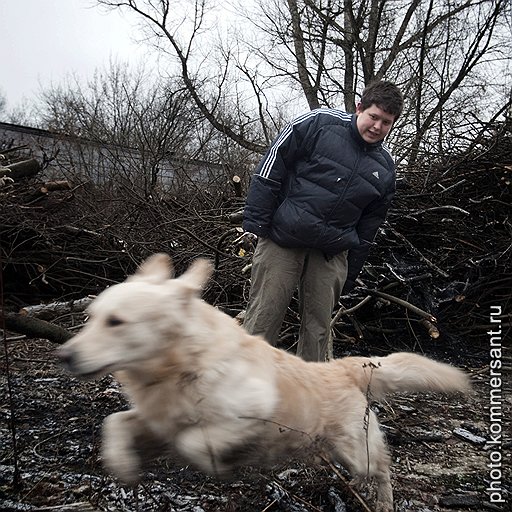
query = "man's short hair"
xmin=360 ymin=81 xmax=404 ymax=119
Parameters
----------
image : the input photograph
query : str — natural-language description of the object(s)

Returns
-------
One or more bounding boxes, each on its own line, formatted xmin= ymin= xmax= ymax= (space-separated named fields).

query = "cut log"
xmin=420 ymin=318 xmax=440 ymax=338
xmin=2 ymin=312 xmax=73 ymax=344
xmin=19 ymin=297 xmax=93 ymax=321
xmin=231 ymin=174 xmax=243 ymax=197
xmin=1 ymin=158 xmax=41 ymax=180
xmin=40 ymin=180 xmax=72 ymax=193
xmin=228 ymin=209 xmax=244 ymax=224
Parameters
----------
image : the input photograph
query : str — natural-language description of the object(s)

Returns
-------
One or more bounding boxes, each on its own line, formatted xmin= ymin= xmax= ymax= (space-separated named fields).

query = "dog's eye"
xmin=106 ymin=315 xmax=124 ymax=327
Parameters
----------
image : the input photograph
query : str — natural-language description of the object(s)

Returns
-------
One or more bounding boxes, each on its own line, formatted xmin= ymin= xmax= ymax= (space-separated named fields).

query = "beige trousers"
xmin=243 ymin=237 xmax=348 ymax=361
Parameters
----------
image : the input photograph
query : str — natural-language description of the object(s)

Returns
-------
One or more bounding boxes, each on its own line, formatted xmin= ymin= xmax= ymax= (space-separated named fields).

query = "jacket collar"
xmin=350 ymin=114 xmax=382 ymax=150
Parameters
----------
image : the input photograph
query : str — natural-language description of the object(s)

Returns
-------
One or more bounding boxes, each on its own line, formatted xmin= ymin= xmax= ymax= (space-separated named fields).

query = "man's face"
xmin=355 ymin=103 xmax=396 ymax=143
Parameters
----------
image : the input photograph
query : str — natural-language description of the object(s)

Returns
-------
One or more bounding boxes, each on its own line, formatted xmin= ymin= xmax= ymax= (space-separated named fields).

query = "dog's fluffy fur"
xmin=58 ymin=253 xmax=471 ymax=512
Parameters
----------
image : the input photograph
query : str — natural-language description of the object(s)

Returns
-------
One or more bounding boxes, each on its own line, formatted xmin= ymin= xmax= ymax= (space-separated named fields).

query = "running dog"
xmin=57 ymin=253 xmax=471 ymax=512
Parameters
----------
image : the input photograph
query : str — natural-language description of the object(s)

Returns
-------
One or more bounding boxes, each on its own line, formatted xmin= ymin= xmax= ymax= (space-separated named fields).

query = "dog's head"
xmin=57 ymin=253 xmax=213 ymax=378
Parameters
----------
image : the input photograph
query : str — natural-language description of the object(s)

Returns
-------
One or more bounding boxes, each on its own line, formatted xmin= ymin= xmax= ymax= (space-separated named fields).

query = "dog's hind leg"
xmin=102 ymin=410 xmax=162 ymax=484
xmin=331 ymin=407 xmax=393 ymax=512
xmin=363 ymin=411 xmax=393 ymax=512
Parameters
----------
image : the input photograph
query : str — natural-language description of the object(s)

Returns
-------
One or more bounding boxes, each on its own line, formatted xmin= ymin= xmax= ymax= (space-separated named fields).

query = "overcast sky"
xmin=0 ymin=0 xmax=148 ymax=113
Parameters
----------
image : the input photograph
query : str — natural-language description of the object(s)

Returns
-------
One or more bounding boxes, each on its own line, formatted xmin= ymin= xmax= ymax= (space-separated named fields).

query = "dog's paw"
xmin=102 ymin=444 xmax=141 ymax=485
xmin=102 ymin=414 xmax=141 ymax=484
xmin=375 ymin=502 xmax=393 ymax=512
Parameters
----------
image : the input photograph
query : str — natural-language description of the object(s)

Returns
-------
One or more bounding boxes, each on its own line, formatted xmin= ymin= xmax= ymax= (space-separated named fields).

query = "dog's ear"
xmin=130 ymin=253 xmax=175 ymax=283
xmin=177 ymin=258 xmax=213 ymax=293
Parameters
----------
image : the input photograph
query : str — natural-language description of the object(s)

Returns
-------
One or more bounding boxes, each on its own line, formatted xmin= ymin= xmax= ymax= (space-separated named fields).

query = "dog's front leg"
xmin=102 ymin=410 xmax=148 ymax=484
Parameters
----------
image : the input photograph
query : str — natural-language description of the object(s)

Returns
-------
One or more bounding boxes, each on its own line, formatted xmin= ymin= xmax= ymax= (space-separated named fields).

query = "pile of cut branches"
xmin=1 ymin=122 xmax=510 ymax=355
xmin=361 ymin=124 xmax=512 ymax=351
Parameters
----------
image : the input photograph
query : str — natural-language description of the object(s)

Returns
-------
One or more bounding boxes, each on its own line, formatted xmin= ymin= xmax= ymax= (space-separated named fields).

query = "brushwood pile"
xmin=1 ymin=122 xmax=511 ymax=356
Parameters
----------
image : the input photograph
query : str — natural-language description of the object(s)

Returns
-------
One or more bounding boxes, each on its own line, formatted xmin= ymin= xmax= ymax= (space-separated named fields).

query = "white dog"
xmin=58 ymin=253 xmax=471 ymax=512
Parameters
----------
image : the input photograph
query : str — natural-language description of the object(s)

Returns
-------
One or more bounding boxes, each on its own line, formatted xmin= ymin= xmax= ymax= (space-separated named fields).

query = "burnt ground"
xmin=0 ymin=337 xmax=510 ymax=512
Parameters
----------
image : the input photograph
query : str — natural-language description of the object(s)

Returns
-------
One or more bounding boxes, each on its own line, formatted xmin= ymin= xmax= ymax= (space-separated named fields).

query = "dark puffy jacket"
xmin=243 ymin=108 xmax=396 ymax=293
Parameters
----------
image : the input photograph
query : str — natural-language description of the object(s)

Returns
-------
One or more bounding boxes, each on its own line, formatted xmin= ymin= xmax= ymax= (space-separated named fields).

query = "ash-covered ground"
xmin=1 ymin=337 xmax=510 ymax=512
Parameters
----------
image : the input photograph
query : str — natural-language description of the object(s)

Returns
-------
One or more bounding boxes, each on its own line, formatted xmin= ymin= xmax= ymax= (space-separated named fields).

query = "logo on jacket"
xmin=372 ymin=171 xmax=380 ymax=180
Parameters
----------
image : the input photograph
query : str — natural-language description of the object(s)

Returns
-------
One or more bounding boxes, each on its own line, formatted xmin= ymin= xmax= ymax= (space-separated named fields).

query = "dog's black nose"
xmin=56 ymin=346 xmax=76 ymax=371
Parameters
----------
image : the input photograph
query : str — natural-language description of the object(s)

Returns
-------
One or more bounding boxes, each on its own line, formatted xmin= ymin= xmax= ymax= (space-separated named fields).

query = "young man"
xmin=242 ymin=81 xmax=403 ymax=361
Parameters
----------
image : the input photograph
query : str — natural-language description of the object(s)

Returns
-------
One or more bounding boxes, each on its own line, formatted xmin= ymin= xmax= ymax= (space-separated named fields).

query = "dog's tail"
xmin=346 ymin=352 xmax=471 ymax=398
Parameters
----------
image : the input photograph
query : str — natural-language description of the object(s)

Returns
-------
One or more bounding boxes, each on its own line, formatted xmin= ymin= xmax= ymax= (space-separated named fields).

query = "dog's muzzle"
xmin=56 ymin=346 xmax=79 ymax=373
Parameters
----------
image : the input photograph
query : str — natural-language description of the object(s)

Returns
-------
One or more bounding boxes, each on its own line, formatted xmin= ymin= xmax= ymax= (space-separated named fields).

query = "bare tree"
xmin=37 ymin=62 xmax=208 ymax=195
xmin=96 ymin=0 xmax=267 ymax=154
xmin=94 ymin=0 xmax=511 ymax=166
xmin=238 ymin=0 xmax=511 ymax=166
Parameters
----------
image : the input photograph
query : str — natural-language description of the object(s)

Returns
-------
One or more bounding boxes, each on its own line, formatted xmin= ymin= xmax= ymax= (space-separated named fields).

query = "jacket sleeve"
xmin=343 ymin=184 xmax=395 ymax=294
xmin=243 ymin=117 xmax=311 ymax=237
